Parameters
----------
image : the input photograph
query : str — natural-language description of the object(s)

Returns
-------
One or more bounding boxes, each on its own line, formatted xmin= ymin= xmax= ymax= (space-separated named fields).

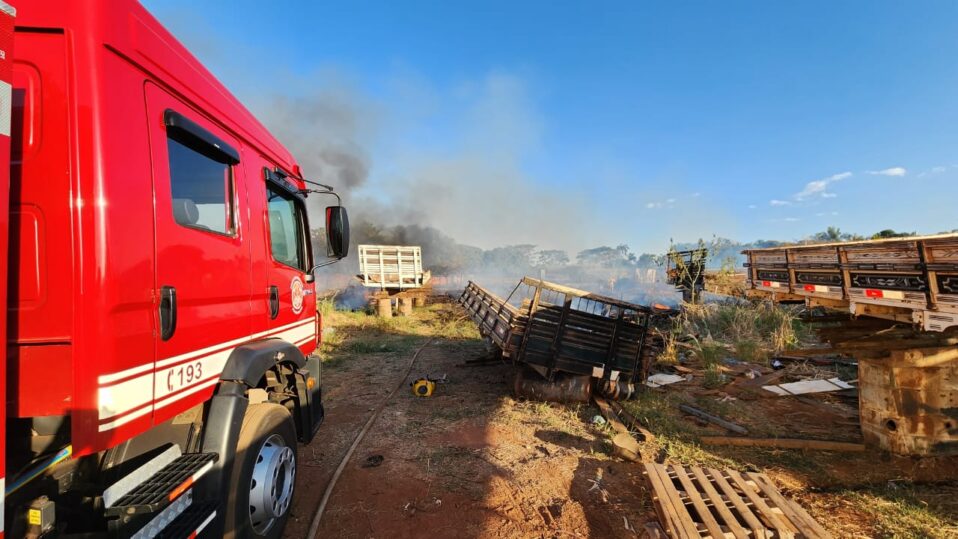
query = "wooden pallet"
xmin=643 ymin=463 xmax=831 ymax=539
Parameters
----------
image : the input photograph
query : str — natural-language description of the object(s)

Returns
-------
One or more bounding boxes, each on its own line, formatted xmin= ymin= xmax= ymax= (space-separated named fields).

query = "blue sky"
xmin=143 ymin=1 xmax=958 ymax=253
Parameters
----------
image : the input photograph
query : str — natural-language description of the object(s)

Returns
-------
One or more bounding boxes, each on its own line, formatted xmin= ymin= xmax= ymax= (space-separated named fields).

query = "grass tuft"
xmin=702 ymin=364 xmax=725 ymax=389
xmin=660 ymin=300 xmax=806 ymax=368
xmin=734 ymin=338 xmax=768 ymax=364
xmin=695 ymin=341 xmax=726 ymax=367
xmin=317 ymin=294 xmax=337 ymax=318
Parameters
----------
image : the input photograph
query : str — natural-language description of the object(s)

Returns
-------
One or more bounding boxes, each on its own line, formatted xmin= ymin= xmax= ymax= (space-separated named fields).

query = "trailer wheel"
xmin=225 ymin=403 xmax=297 ymax=538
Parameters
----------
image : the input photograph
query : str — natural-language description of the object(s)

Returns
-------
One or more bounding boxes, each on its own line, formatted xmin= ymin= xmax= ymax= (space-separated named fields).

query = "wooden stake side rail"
xmin=458 ymin=278 xmax=656 ymax=382
xmin=357 ymin=244 xmax=431 ymax=290
xmin=457 ymin=281 xmax=523 ymax=356
xmin=743 ymin=234 xmax=958 ymax=332
xmin=644 ymin=463 xmax=831 ymax=539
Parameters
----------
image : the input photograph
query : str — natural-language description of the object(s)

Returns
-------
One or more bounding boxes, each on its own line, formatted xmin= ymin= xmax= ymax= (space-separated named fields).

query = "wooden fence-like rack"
xmin=357 ymin=244 xmax=431 ymax=290
xmin=743 ymin=233 xmax=958 ymax=332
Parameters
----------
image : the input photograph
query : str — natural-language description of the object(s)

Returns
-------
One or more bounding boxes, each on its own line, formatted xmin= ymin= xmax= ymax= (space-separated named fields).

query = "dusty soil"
xmin=283 ymin=300 xmax=958 ymax=539
xmin=284 ymin=304 xmax=648 ymax=538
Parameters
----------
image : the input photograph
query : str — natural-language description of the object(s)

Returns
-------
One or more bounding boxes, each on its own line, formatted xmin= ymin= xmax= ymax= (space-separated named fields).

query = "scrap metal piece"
xmin=859 ymin=346 xmax=958 ymax=456
xmin=513 ymin=370 xmax=592 ymax=403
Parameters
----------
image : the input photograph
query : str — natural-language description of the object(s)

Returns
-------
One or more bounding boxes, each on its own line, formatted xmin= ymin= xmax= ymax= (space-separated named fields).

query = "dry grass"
xmin=317 ymin=302 xmax=481 ymax=366
xmin=315 ymin=296 xmax=958 ymax=538
xmin=695 ymin=341 xmax=726 ymax=367
xmin=836 ymin=484 xmax=958 ymax=538
xmin=701 ymin=364 xmax=726 ymax=389
xmin=317 ymin=294 xmax=337 ymax=318
xmin=660 ymin=300 xmax=805 ymax=366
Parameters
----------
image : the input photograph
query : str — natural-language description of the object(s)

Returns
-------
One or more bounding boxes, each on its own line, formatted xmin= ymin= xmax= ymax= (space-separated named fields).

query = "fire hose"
xmin=307 ymin=338 xmax=435 ymax=538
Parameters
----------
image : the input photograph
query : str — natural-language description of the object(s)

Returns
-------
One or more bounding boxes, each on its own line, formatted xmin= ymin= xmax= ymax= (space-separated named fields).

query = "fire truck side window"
xmin=167 ymin=131 xmax=235 ymax=235
xmin=267 ymin=184 xmax=307 ymax=271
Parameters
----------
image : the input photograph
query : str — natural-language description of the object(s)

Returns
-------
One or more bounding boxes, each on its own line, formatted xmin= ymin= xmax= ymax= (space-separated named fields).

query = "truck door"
xmin=262 ymin=168 xmax=316 ymax=348
xmin=145 ymin=83 xmax=253 ymax=425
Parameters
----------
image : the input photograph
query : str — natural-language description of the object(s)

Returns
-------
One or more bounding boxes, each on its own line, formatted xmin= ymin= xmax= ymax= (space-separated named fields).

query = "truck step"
xmin=105 ymin=452 xmax=217 ymax=517
xmin=156 ymin=502 xmax=217 ymax=539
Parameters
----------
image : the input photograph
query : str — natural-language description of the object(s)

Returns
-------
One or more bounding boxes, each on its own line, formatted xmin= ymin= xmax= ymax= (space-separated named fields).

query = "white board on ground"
xmin=645 ymin=373 xmax=687 ymax=388
xmin=762 ymin=377 xmax=854 ymax=396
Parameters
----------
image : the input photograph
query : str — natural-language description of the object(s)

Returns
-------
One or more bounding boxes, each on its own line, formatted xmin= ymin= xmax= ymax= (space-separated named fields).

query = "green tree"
xmin=534 ymin=249 xmax=569 ymax=268
xmin=871 ymin=229 xmax=916 ymax=239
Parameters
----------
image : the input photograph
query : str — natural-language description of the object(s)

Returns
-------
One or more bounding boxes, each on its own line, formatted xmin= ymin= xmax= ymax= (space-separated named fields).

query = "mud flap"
xmin=293 ymin=355 xmax=324 ymax=443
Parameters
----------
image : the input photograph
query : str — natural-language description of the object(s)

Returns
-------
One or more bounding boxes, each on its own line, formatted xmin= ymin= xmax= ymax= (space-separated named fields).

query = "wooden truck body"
xmin=744 ymin=233 xmax=958 ymax=332
xmin=357 ymin=244 xmax=431 ymax=290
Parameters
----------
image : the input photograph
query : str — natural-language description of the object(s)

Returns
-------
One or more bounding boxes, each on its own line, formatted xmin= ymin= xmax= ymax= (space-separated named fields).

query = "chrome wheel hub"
xmin=248 ymin=434 xmax=296 ymax=534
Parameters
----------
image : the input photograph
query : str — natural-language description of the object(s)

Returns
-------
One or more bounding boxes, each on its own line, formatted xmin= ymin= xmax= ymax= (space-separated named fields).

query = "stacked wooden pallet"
xmin=644 ymin=463 xmax=830 ymax=538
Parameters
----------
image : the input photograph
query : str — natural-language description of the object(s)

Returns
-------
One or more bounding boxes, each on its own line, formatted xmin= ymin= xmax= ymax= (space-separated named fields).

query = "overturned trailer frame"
xmin=459 ymin=277 xmax=660 ymax=400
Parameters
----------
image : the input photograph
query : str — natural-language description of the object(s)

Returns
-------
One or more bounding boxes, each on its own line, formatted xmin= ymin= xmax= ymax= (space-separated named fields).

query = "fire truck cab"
xmin=1 ymin=0 xmax=349 ymax=537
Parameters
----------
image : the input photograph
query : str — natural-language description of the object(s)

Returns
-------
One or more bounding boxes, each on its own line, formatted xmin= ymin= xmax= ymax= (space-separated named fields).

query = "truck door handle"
xmin=159 ymin=286 xmax=177 ymax=341
xmin=269 ymin=285 xmax=280 ymax=319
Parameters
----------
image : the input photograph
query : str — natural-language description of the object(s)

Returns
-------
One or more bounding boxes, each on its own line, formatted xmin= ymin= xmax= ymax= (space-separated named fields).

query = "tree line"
xmin=313 ymin=218 xmax=948 ymax=278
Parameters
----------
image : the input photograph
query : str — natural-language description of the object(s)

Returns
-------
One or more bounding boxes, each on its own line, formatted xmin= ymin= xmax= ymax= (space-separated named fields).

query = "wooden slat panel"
xmin=689 ymin=467 xmax=749 ymax=539
xmin=643 ymin=464 xmax=830 ymax=539
xmin=646 ymin=464 xmax=702 ymax=538
xmin=670 ymin=466 xmax=726 ymax=539
xmin=706 ymin=468 xmax=768 ymax=537
xmin=724 ymin=470 xmax=795 ymax=537
xmin=748 ymin=473 xmax=832 ymax=539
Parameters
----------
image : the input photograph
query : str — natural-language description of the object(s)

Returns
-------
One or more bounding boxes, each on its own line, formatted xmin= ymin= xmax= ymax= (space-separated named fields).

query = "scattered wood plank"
xmin=644 ymin=463 xmax=832 ymax=538
xmin=699 ymin=436 xmax=866 ymax=452
xmin=593 ymin=396 xmax=641 ymax=461
xmin=749 ymin=473 xmax=832 ymax=539
xmin=723 ymin=468 xmax=796 ymax=537
xmin=678 ymin=404 xmax=748 ymax=435
xmin=645 ymin=463 xmax=702 ymax=538
xmin=688 ymin=466 xmax=749 ymax=539
xmin=609 ymin=400 xmax=656 ymax=443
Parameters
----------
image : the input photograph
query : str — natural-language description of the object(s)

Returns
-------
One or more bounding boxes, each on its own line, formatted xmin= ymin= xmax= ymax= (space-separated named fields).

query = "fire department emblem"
xmin=291 ymin=277 xmax=304 ymax=314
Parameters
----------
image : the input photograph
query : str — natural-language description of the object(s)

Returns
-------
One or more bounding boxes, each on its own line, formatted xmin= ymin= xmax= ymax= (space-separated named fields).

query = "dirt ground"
xmin=283 ymin=299 xmax=958 ymax=539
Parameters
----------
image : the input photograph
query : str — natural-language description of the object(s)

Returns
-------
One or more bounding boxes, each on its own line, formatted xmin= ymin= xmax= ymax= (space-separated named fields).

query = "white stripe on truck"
xmin=96 ymin=319 xmax=315 ymax=431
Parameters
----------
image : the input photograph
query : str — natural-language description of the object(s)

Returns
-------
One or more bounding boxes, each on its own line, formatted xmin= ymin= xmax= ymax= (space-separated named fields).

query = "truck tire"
xmin=224 ymin=403 xmax=297 ymax=538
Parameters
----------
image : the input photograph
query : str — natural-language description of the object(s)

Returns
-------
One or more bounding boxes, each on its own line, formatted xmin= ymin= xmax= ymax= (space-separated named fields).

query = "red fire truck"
xmin=1 ymin=1 xmax=350 ymax=537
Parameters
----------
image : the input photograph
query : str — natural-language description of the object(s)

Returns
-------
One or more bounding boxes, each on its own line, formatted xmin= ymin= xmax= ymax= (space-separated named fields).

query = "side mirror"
xmin=325 ymin=206 xmax=349 ymax=259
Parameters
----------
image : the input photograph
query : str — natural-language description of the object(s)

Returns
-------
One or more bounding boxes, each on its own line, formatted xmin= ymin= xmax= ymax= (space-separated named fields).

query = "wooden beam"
xmin=679 ymin=404 xmax=748 ymax=434
xmin=593 ymin=396 xmax=641 ymax=461
xmin=700 ymin=436 xmax=865 ymax=452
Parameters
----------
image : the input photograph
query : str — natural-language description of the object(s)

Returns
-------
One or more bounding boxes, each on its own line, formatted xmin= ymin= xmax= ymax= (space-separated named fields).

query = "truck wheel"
xmin=225 ymin=403 xmax=297 ymax=538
